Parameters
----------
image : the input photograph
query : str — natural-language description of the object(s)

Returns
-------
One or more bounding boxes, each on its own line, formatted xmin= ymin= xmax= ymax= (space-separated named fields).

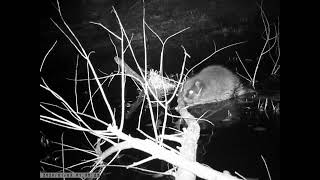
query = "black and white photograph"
xmin=40 ymin=0 xmax=280 ymax=179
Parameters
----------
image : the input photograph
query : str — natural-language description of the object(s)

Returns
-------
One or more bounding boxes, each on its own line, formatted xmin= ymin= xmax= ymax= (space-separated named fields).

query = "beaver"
xmin=178 ymin=65 xmax=250 ymax=107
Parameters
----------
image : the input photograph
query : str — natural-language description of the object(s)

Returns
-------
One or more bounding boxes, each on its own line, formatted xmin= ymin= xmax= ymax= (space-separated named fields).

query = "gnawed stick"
xmin=113 ymin=56 xmax=144 ymax=85
xmin=113 ymin=56 xmax=146 ymax=120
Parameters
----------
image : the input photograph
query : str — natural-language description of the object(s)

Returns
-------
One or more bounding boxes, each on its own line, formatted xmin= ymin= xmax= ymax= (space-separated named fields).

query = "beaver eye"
xmin=188 ymin=90 xmax=194 ymax=95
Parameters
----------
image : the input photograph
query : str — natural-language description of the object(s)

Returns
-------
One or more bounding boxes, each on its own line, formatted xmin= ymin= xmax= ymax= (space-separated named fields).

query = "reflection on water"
xmin=191 ymin=92 xmax=280 ymax=180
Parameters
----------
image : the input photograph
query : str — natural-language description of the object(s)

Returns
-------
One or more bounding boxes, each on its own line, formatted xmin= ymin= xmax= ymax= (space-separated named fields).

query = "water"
xmin=193 ymin=97 xmax=280 ymax=179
